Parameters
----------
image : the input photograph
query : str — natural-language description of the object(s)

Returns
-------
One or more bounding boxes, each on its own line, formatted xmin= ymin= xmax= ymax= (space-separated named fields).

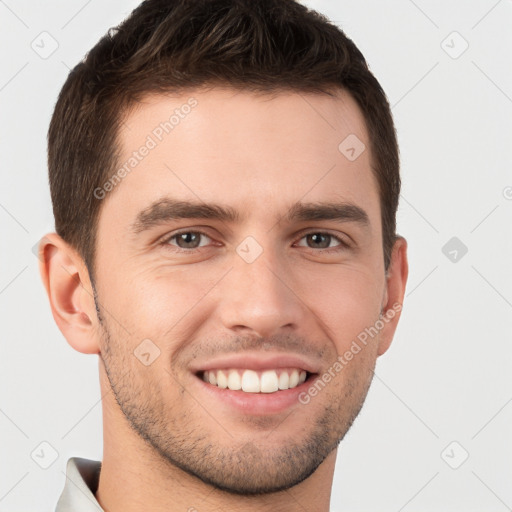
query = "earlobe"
xmin=38 ymin=233 xmax=100 ymax=355
xmin=377 ymin=236 xmax=409 ymax=356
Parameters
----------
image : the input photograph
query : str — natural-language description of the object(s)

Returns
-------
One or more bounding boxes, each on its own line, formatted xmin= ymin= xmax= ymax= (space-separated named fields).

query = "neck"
xmin=95 ymin=371 xmax=336 ymax=512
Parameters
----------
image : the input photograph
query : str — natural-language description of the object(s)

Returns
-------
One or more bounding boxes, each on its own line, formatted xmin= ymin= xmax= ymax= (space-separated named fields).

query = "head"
xmin=40 ymin=0 xmax=407 ymax=496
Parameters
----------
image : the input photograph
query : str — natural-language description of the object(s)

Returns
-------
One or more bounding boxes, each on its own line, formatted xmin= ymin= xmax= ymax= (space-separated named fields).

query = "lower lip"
xmin=193 ymin=374 xmax=317 ymax=415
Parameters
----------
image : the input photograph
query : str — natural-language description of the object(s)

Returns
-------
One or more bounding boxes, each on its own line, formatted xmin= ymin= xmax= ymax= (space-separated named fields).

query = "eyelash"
xmin=158 ymin=229 xmax=351 ymax=254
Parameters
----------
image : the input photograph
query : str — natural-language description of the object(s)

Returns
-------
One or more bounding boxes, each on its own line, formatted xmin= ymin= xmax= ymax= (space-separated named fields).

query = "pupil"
xmin=180 ymin=232 xmax=199 ymax=248
xmin=309 ymin=233 xmax=329 ymax=248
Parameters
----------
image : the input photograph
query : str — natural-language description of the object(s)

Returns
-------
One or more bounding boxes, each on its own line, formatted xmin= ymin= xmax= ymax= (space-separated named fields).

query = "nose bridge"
xmin=218 ymin=238 xmax=304 ymax=338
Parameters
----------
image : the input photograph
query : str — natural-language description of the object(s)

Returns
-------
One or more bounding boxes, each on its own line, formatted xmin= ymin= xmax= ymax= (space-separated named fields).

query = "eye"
xmin=295 ymin=232 xmax=350 ymax=252
xmin=158 ymin=229 xmax=350 ymax=254
xmin=162 ymin=230 xmax=213 ymax=250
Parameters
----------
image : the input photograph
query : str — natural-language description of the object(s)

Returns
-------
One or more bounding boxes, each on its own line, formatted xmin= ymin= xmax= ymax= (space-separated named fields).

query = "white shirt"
xmin=55 ymin=457 xmax=103 ymax=511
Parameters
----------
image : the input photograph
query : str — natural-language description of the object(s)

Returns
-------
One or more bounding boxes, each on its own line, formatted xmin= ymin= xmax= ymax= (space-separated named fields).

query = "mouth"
xmin=189 ymin=352 xmax=321 ymax=415
xmin=196 ymin=367 xmax=316 ymax=393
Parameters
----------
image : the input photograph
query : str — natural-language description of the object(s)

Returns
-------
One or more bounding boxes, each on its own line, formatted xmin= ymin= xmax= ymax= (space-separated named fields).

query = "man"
xmin=39 ymin=0 xmax=408 ymax=510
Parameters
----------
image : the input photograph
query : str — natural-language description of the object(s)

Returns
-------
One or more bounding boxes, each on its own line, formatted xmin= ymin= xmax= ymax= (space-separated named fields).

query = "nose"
xmin=216 ymin=244 xmax=306 ymax=339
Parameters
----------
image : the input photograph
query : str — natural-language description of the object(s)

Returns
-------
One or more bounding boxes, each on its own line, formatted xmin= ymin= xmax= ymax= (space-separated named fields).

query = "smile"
xmin=200 ymin=368 xmax=310 ymax=393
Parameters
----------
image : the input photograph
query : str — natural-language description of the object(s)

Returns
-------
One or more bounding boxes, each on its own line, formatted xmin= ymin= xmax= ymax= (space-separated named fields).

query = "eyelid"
xmin=159 ymin=228 xmax=214 ymax=249
xmin=293 ymin=229 xmax=352 ymax=250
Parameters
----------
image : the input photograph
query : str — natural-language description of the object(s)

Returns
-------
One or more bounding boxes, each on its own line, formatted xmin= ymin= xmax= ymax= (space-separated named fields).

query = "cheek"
xmin=301 ymin=267 xmax=385 ymax=352
xmin=306 ymin=262 xmax=384 ymax=306
xmin=103 ymin=268 xmax=220 ymax=343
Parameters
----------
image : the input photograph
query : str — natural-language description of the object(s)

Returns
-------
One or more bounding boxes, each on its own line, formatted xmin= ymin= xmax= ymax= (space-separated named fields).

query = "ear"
xmin=38 ymin=232 xmax=100 ymax=355
xmin=376 ymin=236 xmax=408 ymax=356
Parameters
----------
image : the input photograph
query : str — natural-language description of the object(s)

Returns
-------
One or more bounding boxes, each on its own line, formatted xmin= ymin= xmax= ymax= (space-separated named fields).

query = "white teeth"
xmin=217 ymin=370 xmax=228 ymax=389
xmin=202 ymin=368 xmax=308 ymax=393
xmin=289 ymin=369 xmax=299 ymax=388
xmin=227 ymin=369 xmax=242 ymax=390
xmin=278 ymin=372 xmax=289 ymax=390
xmin=260 ymin=370 xmax=279 ymax=393
xmin=242 ymin=369 xmax=260 ymax=392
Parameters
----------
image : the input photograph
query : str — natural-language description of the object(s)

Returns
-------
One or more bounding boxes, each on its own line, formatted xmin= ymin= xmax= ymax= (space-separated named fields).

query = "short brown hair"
xmin=48 ymin=0 xmax=400 ymax=280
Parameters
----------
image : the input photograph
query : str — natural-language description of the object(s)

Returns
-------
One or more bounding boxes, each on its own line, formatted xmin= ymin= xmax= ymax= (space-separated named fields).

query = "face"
xmin=92 ymin=87 xmax=393 ymax=494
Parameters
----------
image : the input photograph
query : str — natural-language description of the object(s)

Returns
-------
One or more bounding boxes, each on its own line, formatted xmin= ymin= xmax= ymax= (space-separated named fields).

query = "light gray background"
xmin=1 ymin=1 xmax=511 ymax=510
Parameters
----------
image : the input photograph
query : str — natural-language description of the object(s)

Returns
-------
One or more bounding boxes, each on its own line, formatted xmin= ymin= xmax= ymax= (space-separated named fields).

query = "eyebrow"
xmin=130 ymin=197 xmax=370 ymax=234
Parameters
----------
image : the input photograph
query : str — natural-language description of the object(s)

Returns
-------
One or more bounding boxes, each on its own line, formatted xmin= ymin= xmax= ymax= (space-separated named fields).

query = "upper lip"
xmin=190 ymin=352 xmax=321 ymax=374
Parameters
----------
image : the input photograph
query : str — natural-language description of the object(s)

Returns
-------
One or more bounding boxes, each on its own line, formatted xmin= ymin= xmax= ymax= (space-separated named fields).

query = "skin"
xmin=40 ymin=87 xmax=408 ymax=512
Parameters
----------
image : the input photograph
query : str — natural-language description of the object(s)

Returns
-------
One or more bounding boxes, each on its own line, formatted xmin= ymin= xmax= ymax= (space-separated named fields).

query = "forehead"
xmin=105 ymin=87 xmax=379 ymax=231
